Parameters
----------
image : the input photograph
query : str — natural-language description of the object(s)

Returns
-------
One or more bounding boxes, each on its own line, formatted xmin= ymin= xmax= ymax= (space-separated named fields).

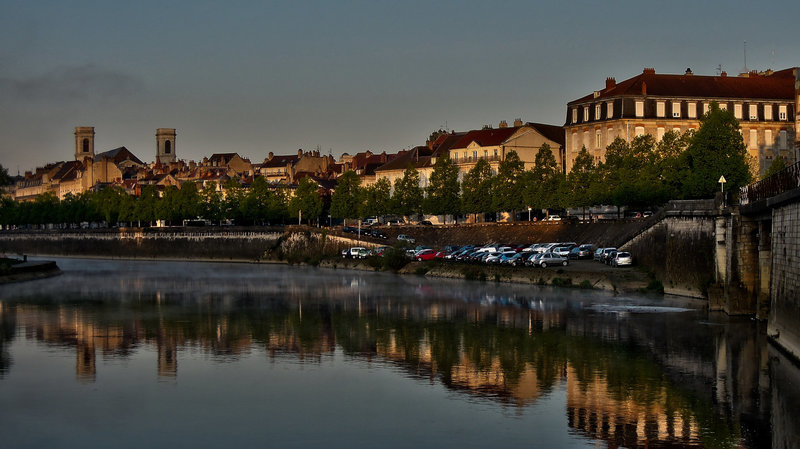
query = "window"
xmin=764 ymin=104 xmax=773 ymax=120
xmin=82 ymin=138 xmax=89 ymax=153
xmin=749 ymin=104 xmax=758 ymax=121
xmin=672 ymin=102 xmax=681 ymax=118
xmin=595 ymin=104 xmax=602 ymax=120
xmin=606 ymin=101 xmax=614 ymax=118
xmin=765 ymin=130 xmax=773 ymax=148
xmin=635 ymin=101 xmax=644 ymax=118
xmin=572 ymin=108 xmax=578 ymax=124
xmin=734 ymin=104 xmax=743 ymax=119
xmin=688 ymin=102 xmax=697 ymax=118
xmin=657 ymin=127 xmax=665 ymax=141
xmin=453 ymin=153 xmax=458 ymax=162
xmin=703 ymin=102 xmax=710 ymax=115
xmin=780 ymin=130 xmax=788 ymax=149
xmin=749 ymin=129 xmax=758 ymax=149
xmin=595 ymin=130 xmax=602 ymax=149
xmin=583 ymin=106 xmax=589 ymax=121
xmin=572 ymin=132 xmax=578 ymax=151
xmin=719 ymin=103 xmax=727 ymax=111
xmin=484 ymin=150 xmax=488 ymax=158
xmin=472 ymin=151 xmax=477 ymax=160
xmin=165 ymin=140 xmax=171 ymax=154
xmin=584 ymin=131 xmax=590 ymax=149
xmin=494 ymin=149 xmax=498 ymax=157
xmin=607 ymin=128 xmax=614 ymax=144
xmin=634 ymin=126 xmax=645 ymax=137
xmin=656 ymin=101 xmax=665 ymax=117
xmin=779 ymin=105 xmax=787 ymax=120
xmin=673 ymin=126 xmax=681 ymax=134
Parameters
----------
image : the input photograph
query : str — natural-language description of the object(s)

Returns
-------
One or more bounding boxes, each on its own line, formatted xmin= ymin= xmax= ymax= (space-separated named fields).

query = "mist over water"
xmin=0 ymin=257 xmax=794 ymax=448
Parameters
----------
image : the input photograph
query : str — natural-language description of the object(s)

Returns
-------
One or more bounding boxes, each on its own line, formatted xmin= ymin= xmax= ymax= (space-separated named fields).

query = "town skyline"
xmin=2 ymin=1 xmax=800 ymax=173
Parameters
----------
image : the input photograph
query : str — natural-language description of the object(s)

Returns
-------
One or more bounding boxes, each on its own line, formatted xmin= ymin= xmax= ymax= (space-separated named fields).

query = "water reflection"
xmin=0 ymin=258 xmax=794 ymax=448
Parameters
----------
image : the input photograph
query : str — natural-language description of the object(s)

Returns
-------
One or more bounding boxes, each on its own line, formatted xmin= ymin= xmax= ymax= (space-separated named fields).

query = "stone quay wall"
xmin=768 ymin=196 xmax=800 ymax=361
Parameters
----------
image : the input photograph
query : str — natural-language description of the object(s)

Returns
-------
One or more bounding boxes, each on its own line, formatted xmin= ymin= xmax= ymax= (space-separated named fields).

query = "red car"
xmin=415 ymin=249 xmax=438 ymax=261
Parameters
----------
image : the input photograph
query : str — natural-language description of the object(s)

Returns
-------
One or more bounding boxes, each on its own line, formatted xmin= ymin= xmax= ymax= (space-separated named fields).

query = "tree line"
xmin=0 ymin=103 xmax=778 ymax=228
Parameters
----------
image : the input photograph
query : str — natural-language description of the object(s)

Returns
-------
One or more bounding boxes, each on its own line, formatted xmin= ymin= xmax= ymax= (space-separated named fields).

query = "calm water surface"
xmin=0 ymin=257 xmax=797 ymax=448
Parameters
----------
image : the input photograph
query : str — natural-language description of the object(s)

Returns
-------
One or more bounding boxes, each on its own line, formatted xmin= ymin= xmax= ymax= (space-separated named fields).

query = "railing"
xmin=454 ymin=155 xmax=502 ymax=164
xmin=740 ymin=161 xmax=800 ymax=205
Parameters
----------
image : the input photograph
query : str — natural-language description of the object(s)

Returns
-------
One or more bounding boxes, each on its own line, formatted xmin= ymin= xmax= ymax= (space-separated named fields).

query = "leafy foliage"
xmin=424 ymin=155 xmax=460 ymax=221
xmin=330 ymin=170 xmax=362 ymax=221
xmin=391 ymin=165 xmax=423 ymax=217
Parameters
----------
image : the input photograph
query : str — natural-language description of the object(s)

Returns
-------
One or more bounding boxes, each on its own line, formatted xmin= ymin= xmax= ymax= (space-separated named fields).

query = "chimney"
xmin=499 ymin=120 xmax=508 ymax=128
xmin=268 ymin=151 xmax=274 ymax=161
xmin=297 ymin=149 xmax=303 ymax=157
xmin=685 ymin=68 xmax=693 ymax=76
xmin=605 ymin=77 xmax=616 ymax=89
xmin=513 ymin=118 xmax=523 ymax=127
xmin=643 ymin=67 xmax=656 ymax=75
xmin=721 ymin=71 xmax=727 ymax=77
xmin=641 ymin=81 xmax=647 ymax=95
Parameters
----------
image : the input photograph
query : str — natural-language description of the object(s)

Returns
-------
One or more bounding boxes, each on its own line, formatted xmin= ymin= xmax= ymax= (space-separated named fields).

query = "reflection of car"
xmin=534 ymin=252 xmax=569 ymax=268
xmin=612 ymin=251 xmax=633 ymax=267
xmin=342 ymin=247 xmax=368 ymax=258
xmin=397 ymin=234 xmax=415 ymax=244
xmin=415 ymin=249 xmax=437 ymax=261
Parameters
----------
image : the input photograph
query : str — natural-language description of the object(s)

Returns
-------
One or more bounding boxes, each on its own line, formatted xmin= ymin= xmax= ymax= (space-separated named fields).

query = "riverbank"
xmin=0 ymin=259 xmax=61 ymax=284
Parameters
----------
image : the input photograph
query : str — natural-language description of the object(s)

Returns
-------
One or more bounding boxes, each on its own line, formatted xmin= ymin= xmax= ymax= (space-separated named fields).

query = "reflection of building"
xmin=566 ymin=364 xmax=700 ymax=447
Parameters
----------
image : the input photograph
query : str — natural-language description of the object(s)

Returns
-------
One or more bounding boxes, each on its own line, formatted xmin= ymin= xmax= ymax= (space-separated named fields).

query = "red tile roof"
xmin=569 ymin=67 xmax=796 ymax=105
xmin=451 ymin=127 xmax=522 ymax=150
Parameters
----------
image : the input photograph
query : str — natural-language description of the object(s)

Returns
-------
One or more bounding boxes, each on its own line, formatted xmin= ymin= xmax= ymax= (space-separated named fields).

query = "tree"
xmin=330 ymin=170 xmax=362 ymax=222
xmin=289 ymin=177 xmax=323 ymax=225
xmin=199 ymin=182 xmax=224 ymax=224
xmin=492 ymin=150 xmax=525 ymax=220
xmin=361 ymin=177 xmax=392 ymax=219
xmin=240 ymin=177 xmax=274 ymax=225
xmin=391 ymin=165 xmax=423 ymax=217
xmin=134 ymin=185 xmax=159 ymax=226
xmin=461 ymin=158 xmax=494 ymax=221
xmin=90 ymin=186 xmax=127 ymax=225
xmin=525 ymin=144 xmax=561 ymax=213
xmin=761 ymin=155 xmax=788 ymax=180
xmin=680 ymin=102 xmax=752 ymax=199
xmin=566 ymin=146 xmax=600 ymax=215
xmin=0 ymin=164 xmax=10 ymax=192
xmin=424 ymin=155 xmax=460 ymax=222
xmin=223 ymin=179 xmax=245 ymax=224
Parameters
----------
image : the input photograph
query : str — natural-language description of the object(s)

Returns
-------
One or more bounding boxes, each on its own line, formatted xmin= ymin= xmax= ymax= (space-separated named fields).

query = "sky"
xmin=2 ymin=0 xmax=799 ymax=174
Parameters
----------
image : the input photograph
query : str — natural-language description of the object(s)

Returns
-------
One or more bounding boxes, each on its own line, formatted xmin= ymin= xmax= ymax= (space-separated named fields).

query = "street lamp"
xmin=527 ymin=206 xmax=532 ymax=221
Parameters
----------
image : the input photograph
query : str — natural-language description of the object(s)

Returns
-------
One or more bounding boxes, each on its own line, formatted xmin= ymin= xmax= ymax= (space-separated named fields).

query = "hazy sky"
xmin=2 ymin=0 xmax=799 ymax=174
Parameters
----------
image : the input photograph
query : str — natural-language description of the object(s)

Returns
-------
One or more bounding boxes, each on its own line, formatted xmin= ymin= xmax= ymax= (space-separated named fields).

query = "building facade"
xmin=564 ymin=68 xmax=800 ymax=176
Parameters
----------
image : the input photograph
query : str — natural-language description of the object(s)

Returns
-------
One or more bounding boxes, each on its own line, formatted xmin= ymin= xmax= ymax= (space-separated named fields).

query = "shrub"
xmin=551 ymin=277 xmax=572 ymax=287
xmin=578 ymin=280 xmax=593 ymax=289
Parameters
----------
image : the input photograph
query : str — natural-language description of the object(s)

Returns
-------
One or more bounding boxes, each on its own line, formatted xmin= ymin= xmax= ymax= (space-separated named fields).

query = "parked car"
xmin=397 ymin=234 xmax=415 ymax=244
xmin=603 ymin=249 xmax=618 ymax=265
xmin=593 ymin=248 xmax=606 ymax=261
xmin=612 ymin=251 xmax=633 ymax=267
xmin=503 ymin=253 xmax=525 ymax=266
xmin=371 ymin=246 xmax=390 ymax=256
xmin=415 ymin=249 xmax=437 ymax=261
xmin=569 ymin=244 xmax=595 ymax=260
xmin=341 ymin=247 xmax=368 ymax=258
xmin=541 ymin=252 xmax=569 ymax=267
xmin=369 ymin=229 xmax=388 ymax=239
xmin=546 ymin=215 xmax=562 ymax=221
xmin=418 ymin=220 xmax=433 ymax=226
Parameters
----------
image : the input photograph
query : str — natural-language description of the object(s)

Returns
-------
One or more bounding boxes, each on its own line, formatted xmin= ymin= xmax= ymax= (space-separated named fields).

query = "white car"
xmin=342 ymin=247 xmax=368 ymax=258
xmin=397 ymin=234 xmax=415 ymax=244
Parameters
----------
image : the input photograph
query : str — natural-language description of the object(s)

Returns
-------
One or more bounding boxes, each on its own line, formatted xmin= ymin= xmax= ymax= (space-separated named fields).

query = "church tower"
xmin=74 ymin=126 xmax=95 ymax=162
xmin=156 ymin=128 xmax=177 ymax=164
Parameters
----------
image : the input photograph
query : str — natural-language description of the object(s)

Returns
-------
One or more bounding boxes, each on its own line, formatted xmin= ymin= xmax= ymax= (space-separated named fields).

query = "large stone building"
xmin=564 ymin=67 xmax=800 ymax=175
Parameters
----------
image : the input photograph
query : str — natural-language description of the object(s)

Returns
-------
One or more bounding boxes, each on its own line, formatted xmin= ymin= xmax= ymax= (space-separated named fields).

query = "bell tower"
xmin=74 ymin=126 xmax=95 ymax=162
xmin=156 ymin=128 xmax=177 ymax=164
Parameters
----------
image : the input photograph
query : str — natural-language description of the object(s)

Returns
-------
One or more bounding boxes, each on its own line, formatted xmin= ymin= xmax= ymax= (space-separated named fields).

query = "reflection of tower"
xmin=155 ymin=128 xmax=177 ymax=164
xmin=76 ymin=342 xmax=96 ymax=383
xmin=74 ymin=126 xmax=95 ymax=162
xmin=158 ymin=338 xmax=177 ymax=378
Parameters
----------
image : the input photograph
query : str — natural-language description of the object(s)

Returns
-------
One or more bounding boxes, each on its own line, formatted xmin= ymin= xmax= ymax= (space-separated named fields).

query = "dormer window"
xmin=672 ymin=102 xmax=681 ymax=118
xmin=749 ymin=104 xmax=758 ymax=121
xmin=583 ymin=106 xmax=589 ymax=121
xmin=779 ymin=105 xmax=787 ymax=120
xmin=606 ymin=101 xmax=614 ymax=118
xmin=572 ymin=108 xmax=577 ymax=124
xmin=656 ymin=101 xmax=665 ymax=118
xmin=764 ymin=104 xmax=773 ymax=120
xmin=595 ymin=104 xmax=602 ymax=120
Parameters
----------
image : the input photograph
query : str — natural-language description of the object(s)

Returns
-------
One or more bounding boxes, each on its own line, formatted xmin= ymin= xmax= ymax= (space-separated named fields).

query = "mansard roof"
xmin=262 ymin=154 xmax=299 ymax=168
xmin=374 ymin=147 xmax=433 ymax=172
xmin=525 ymin=123 xmax=565 ymax=146
xmin=569 ymin=67 xmax=797 ymax=106
xmin=451 ymin=126 xmax=523 ymax=150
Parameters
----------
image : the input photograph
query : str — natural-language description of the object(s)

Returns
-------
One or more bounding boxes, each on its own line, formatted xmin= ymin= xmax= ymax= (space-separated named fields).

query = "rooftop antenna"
xmin=743 ymin=41 xmax=748 ymax=73
xmin=771 ymin=48 xmax=775 ymax=68
xmin=716 ymin=64 xmax=723 ymax=76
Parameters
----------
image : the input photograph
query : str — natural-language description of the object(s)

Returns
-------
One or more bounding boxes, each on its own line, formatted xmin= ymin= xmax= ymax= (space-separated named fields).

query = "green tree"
xmin=492 ymin=150 xmax=525 ymax=220
xmin=289 ymin=177 xmax=323 ymax=225
xmin=680 ymin=102 xmax=752 ymax=199
xmin=241 ymin=177 xmax=274 ymax=225
xmin=199 ymin=182 xmax=224 ymax=224
xmin=424 ymin=155 xmax=460 ymax=222
xmin=0 ymin=164 xmax=10 ymax=192
xmin=174 ymin=181 xmax=201 ymax=222
xmin=90 ymin=186 xmax=127 ymax=225
xmin=223 ymin=179 xmax=245 ymax=224
xmin=330 ymin=170 xmax=362 ymax=223
xmin=157 ymin=185 xmax=181 ymax=224
xmin=566 ymin=146 xmax=600 ymax=216
xmin=134 ymin=185 xmax=159 ymax=226
xmin=461 ymin=158 xmax=494 ymax=221
xmin=525 ymin=144 xmax=563 ymax=214
xmin=361 ymin=177 xmax=392 ymax=219
xmin=761 ymin=155 xmax=788 ymax=180
xmin=391 ymin=166 xmax=423 ymax=217
xmin=655 ymin=130 xmax=692 ymax=198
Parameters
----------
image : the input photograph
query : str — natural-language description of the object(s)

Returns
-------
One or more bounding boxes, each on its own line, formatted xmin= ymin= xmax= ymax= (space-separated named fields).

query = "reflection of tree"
xmin=0 ymin=305 xmax=16 ymax=377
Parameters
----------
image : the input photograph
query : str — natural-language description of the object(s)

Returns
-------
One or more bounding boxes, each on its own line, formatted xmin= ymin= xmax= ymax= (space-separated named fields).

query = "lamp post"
xmin=527 ymin=206 xmax=532 ymax=221
xmin=719 ymin=175 xmax=727 ymax=207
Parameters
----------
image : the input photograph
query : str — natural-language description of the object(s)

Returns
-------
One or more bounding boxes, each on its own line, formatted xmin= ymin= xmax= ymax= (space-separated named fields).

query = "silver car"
xmin=612 ymin=251 xmax=633 ymax=267
xmin=534 ymin=252 xmax=569 ymax=268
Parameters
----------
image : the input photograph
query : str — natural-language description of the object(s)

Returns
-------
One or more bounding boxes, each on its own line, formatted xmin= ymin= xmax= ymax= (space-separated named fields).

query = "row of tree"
xmin=0 ymin=103 xmax=782 ymax=228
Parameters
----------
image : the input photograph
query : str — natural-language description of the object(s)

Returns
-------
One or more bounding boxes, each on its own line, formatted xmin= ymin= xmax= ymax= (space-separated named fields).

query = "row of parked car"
xmin=593 ymin=247 xmax=632 ymax=267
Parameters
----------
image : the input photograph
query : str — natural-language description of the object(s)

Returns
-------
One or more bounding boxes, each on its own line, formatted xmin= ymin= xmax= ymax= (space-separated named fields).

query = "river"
xmin=0 ymin=257 xmax=797 ymax=448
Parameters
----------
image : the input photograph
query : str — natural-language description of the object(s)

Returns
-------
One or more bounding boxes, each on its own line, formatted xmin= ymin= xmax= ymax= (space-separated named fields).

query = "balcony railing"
xmin=740 ymin=160 xmax=800 ymax=205
xmin=453 ymin=155 xmax=502 ymax=164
